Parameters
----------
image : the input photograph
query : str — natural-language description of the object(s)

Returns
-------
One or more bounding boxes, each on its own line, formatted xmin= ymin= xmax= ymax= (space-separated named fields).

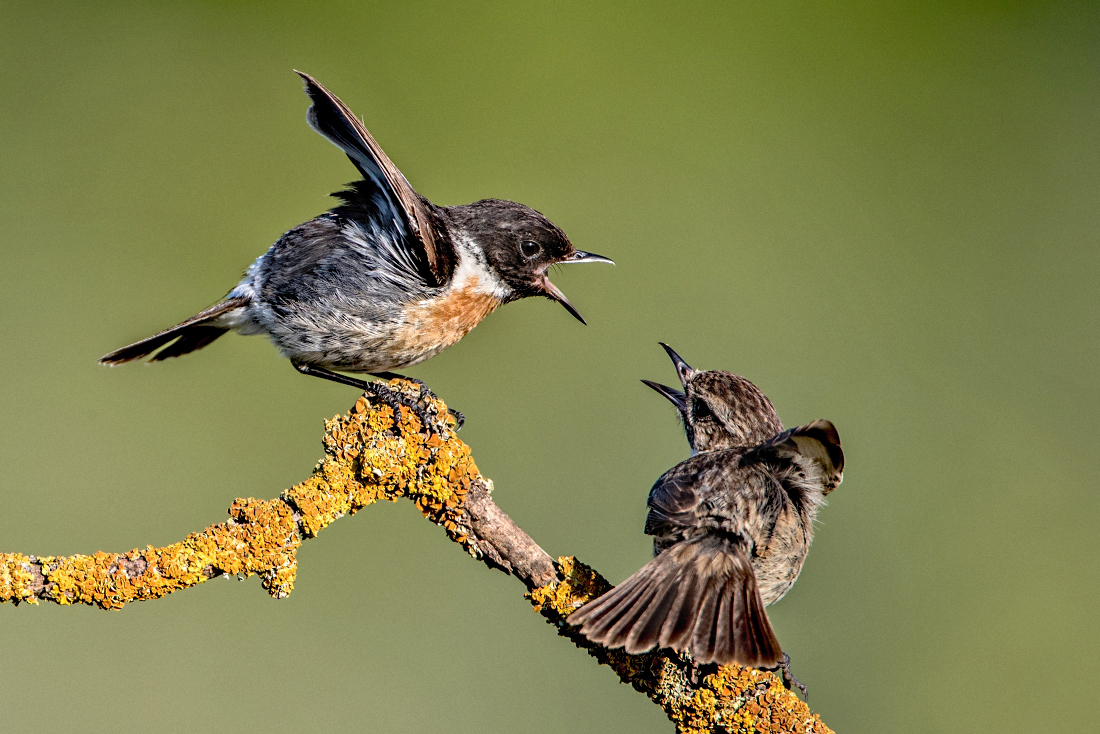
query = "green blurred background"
xmin=2 ymin=1 xmax=1097 ymax=731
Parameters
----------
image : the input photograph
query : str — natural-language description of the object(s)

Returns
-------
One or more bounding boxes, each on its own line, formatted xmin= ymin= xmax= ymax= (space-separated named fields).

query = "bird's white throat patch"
xmin=451 ymin=233 xmax=511 ymax=299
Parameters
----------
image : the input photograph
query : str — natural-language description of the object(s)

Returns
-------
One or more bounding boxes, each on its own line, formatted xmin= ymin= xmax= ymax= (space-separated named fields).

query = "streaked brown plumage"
xmin=568 ymin=344 xmax=843 ymax=669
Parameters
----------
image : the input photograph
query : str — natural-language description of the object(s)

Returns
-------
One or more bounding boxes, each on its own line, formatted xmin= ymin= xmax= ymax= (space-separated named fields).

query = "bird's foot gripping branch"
xmin=0 ymin=380 xmax=831 ymax=734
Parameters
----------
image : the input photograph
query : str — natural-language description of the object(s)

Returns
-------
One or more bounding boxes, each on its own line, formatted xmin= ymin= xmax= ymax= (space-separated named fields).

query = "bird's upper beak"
xmin=564 ymin=250 xmax=615 ymax=265
xmin=641 ymin=379 xmax=687 ymax=412
xmin=658 ymin=342 xmax=696 ymax=387
xmin=540 ymin=250 xmax=614 ymax=325
xmin=643 ymin=343 xmax=695 ymax=411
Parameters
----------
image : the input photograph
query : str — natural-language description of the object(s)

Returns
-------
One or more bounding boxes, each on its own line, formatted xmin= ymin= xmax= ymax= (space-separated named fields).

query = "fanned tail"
xmin=99 ymin=296 xmax=250 ymax=365
xmin=567 ymin=534 xmax=783 ymax=667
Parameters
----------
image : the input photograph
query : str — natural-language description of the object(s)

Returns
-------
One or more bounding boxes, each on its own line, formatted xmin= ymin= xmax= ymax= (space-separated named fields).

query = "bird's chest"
xmin=392 ymin=278 xmax=503 ymax=361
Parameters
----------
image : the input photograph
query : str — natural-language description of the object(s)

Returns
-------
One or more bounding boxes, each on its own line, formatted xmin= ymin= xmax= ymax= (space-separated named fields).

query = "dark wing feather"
xmin=742 ymin=419 xmax=844 ymax=492
xmin=295 ymin=71 xmax=454 ymax=285
xmin=645 ymin=473 xmax=702 ymax=537
xmin=567 ymin=535 xmax=783 ymax=668
xmin=645 ymin=450 xmax=752 ymax=537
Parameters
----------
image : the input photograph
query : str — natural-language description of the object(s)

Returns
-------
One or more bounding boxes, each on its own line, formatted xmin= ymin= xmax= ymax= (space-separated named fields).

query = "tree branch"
xmin=0 ymin=380 xmax=831 ymax=734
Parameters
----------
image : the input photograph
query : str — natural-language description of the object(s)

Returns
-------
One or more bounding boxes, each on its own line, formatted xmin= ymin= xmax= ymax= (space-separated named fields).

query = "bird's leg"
xmin=762 ymin=652 xmax=808 ymax=699
xmin=678 ymin=651 xmax=714 ymax=687
xmin=687 ymin=661 xmax=718 ymax=687
xmin=293 ymin=361 xmax=373 ymax=390
xmin=293 ymin=362 xmax=443 ymax=434
xmin=371 ymin=371 xmax=464 ymax=430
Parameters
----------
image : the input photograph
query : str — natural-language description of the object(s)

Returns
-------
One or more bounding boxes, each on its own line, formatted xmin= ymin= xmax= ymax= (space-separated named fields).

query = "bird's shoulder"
xmin=645 ymin=449 xmax=758 ymax=536
xmin=255 ymin=212 xmax=437 ymax=308
xmin=327 ymin=182 xmax=450 ymax=285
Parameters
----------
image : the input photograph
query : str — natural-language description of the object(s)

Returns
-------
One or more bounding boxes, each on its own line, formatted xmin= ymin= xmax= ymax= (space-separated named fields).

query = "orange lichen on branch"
xmin=528 ymin=557 xmax=833 ymax=734
xmin=0 ymin=380 xmax=477 ymax=609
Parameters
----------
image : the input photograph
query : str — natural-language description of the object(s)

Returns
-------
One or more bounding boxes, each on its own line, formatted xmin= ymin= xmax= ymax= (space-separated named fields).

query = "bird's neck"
xmin=448 ymin=232 xmax=512 ymax=301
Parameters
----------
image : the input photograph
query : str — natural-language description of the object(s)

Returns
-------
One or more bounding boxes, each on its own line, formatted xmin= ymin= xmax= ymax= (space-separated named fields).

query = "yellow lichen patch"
xmin=528 ymin=555 xmax=611 ymax=615
xmin=667 ymin=665 xmax=834 ymax=734
xmin=0 ymin=553 xmax=40 ymax=604
xmin=0 ymin=379 xmax=485 ymax=609
xmin=318 ymin=380 xmax=483 ymax=556
xmin=0 ymin=497 xmax=304 ymax=610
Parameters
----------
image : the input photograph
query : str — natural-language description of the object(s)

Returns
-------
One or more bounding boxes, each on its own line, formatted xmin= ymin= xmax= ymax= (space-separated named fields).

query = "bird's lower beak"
xmin=658 ymin=342 xmax=695 ymax=387
xmin=540 ymin=276 xmax=587 ymax=324
xmin=641 ymin=379 xmax=687 ymax=412
xmin=563 ymin=250 xmax=615 ymax=265
xmin=539 ymin=252 xmax=612 ymax=324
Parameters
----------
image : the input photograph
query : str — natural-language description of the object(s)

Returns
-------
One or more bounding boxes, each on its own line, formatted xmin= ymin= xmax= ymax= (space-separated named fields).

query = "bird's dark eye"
xmin=692 ymin=399 xmax=713 ymax=421
xmin=520 ymin=240 xmax=541 ymax=258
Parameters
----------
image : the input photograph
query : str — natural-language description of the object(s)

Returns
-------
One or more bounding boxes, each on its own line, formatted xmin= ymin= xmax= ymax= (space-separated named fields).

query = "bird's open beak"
xmin=658 ymin=342 xmax=695 ymax=387
xmin=641 ymin=379 xmax=687 ymax=411
xmin=563 ymin=250 xmax=615 ymax=265
xmin=540 ymin=251 xmax=613 ymax=325
xmin=540 ymin=276 xmax=587 ymax=324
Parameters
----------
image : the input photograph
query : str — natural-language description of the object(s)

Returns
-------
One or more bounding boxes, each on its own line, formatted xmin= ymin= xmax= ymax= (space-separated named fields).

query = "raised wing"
xmin=295 ymin=71 xmax=454 ymax=285
xmin=743 ymin=419 xmax=844 ymax=493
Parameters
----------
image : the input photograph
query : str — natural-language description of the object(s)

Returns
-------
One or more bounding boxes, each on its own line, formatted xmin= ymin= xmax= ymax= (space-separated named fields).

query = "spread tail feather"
xmin=567 ymin=534 xmax=783 ymax=667
xmin=99 ymin=296 xmax=250 ymax=365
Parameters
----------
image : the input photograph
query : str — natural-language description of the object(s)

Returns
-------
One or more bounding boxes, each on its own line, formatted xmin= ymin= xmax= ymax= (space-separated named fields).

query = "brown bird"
xmin=568 ymin=344 xmax=843 ymax=672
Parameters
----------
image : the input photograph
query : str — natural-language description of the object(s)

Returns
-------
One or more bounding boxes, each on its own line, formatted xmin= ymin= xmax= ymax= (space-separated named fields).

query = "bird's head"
xmin=642 ymin=343 xmax=783 ymax=451
xmin=447 ymin=199 xmax=613 ymax=324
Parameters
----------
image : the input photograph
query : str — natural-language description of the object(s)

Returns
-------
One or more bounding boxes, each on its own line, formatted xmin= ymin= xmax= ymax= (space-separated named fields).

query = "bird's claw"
xmin=365 ymin=381 xmax=444 ymax=437
xmin=448 ymin=408 xmax=465 ymax=431
xmin=371 ymin=373 xmax=462 ymax=432
xmin=764 ymin=653 xmax=808 ymax=699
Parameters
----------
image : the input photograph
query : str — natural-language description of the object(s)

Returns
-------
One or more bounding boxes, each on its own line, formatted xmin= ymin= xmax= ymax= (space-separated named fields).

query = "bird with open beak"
xmin=569 ymin=344 xmax=843 ymax=686
xmin=100 ymin=72 xmax=612 ymax=421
